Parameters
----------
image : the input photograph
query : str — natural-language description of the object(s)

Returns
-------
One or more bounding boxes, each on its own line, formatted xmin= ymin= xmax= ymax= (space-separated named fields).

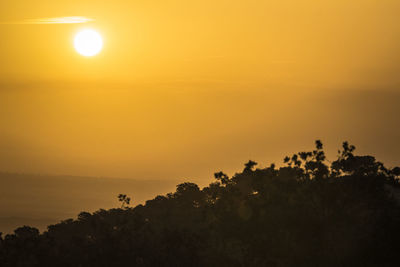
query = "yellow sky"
xmin=1 ymin=0 xmax=399 ymax=86
xmin=0 ymin=0 xmax=399 ymax=183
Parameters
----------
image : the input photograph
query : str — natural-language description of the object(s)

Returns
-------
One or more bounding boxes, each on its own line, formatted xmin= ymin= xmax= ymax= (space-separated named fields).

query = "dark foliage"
xmin=1 ymin=141 xmax=400 ymax=266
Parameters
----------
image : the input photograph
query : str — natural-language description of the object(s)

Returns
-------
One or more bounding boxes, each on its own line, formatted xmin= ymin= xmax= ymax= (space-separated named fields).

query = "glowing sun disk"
xmin=74 ymin=29 xmax=103 ymax=57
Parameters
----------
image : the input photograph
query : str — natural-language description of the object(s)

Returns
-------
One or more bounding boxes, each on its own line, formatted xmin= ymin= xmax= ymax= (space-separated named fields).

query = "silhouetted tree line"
xmin=1 ymin=141 xmax=400 ymax=266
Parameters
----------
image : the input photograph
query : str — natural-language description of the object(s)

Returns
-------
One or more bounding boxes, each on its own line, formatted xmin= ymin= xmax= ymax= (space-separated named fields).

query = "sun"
xmin=74 ymin=29 xmax=103 ymax=57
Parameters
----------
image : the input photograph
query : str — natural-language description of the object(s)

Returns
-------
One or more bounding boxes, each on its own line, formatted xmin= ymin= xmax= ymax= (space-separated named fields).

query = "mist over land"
xmin=1 ymin=84 xmax=399 ymax=179
xmin=1 ymin=84 xmax=400 ymax=235
xmin=0 ymin=172 xmax=178 ymax=233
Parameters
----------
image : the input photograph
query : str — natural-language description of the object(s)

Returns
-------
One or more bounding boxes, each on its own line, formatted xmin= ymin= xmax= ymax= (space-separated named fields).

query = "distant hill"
xmin=0 ymin=173 xmax=179 ymax=233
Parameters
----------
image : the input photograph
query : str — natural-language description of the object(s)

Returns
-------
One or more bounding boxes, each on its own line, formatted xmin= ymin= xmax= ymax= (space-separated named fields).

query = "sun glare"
xmin=74 ymin=29 xmax=103 ymax=57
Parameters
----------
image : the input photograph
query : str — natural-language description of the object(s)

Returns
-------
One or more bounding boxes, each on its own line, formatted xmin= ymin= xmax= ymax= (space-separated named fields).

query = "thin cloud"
xmin=0 ymin=16 xmax=94 ymax=24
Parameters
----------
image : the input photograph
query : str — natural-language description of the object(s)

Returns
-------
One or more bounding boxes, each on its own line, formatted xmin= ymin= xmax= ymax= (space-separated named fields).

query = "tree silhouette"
xmin=1 ymin=141 xmax=400 ymax=267
xmin=117 ymin=194 xmax=131 ymax=209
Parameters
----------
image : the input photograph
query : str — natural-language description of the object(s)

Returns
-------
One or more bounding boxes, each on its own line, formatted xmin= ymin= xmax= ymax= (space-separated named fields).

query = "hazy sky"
xmin=0 ymin=0 xmax=399 ymax=184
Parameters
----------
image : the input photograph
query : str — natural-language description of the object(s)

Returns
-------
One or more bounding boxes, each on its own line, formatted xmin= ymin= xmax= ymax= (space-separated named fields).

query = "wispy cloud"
xmin=0 ymin=16 xmax=94 ymax=25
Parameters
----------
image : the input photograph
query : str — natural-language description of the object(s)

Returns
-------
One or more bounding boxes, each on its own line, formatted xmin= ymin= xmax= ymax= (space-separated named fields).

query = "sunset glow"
xmin=1 ymin=2 xmax=400 ymax=260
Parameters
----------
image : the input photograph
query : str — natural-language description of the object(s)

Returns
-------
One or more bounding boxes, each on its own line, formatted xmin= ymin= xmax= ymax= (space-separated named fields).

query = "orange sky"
xmin=0 ymin=0 xmax=399 ymax=184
